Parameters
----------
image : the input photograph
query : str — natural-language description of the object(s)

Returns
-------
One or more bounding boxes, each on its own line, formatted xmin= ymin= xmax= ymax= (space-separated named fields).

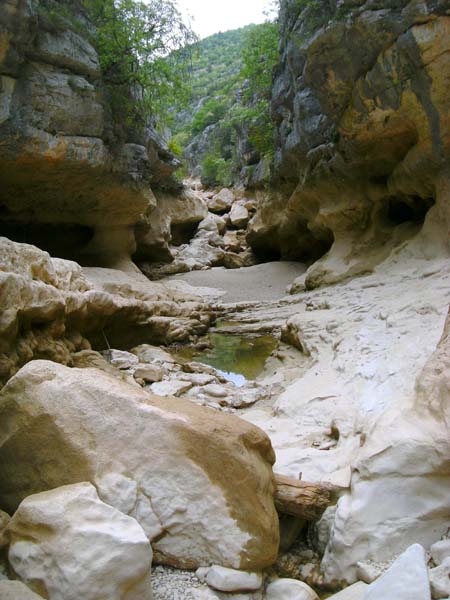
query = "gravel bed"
xmin=152 ymin=565 xmax=207 ymax=599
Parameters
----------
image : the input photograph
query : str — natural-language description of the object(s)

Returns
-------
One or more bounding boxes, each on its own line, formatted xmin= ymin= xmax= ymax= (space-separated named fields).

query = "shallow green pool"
xmin=177 ymin=332 xmax=278 ymax=385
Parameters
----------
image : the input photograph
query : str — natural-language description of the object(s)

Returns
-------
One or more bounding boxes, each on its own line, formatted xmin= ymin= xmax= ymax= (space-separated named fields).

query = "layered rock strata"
xmin=248 ymin=0 xmax=450 ymax=286
xmin=0 ymin=0 xmax=186 ymax=268
xmin=0 ymin=237 xmax=210 ymax=384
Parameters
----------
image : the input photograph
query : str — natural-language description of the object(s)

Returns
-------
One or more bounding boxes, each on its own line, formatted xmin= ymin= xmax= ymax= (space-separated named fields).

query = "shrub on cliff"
xmin=83 ymin=0 xmax=196 ymax=128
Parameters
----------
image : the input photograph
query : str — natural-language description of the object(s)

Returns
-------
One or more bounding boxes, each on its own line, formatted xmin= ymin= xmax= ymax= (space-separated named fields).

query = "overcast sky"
xmin=177 ymin=0 xmax=274 ymax=39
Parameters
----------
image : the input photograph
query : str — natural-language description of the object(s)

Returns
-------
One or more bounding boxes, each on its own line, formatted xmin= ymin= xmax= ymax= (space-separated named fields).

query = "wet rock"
xmin=5 ymin=482 xmax=153 ymax=600
xmin=0 ymin=360 xmax=279 ymax=570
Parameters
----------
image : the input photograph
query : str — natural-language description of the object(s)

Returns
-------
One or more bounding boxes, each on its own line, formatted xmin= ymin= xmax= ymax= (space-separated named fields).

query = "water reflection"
xmin=177 ymin=333 xmax=278 ymax=384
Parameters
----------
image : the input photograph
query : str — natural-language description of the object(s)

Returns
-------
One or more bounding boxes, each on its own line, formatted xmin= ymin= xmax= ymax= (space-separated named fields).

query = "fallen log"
xmin=274 ymin=473 xmax=332 ymax=521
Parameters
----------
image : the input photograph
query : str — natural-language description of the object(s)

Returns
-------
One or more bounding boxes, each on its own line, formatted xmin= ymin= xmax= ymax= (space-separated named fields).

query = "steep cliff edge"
xmin=0 ymin=0 xmax=180 ymax=269
xmin=248 ymin=0 xmax=450 ymax=286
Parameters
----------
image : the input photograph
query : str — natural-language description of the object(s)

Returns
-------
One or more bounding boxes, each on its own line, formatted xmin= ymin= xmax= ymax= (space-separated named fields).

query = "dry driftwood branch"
xmin=274 ymin=473 xmax=332 ymax=521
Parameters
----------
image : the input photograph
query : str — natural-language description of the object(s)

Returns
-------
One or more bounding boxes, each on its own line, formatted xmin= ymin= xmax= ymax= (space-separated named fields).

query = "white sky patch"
xmin=176 ymin=0 xmax=274 ymax=39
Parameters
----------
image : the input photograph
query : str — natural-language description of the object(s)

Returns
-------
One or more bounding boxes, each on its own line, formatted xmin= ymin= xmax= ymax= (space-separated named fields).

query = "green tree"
xmin=241 ymin=21 xmax=279 ymax=102
xmin=191 ymin=97 xmax=228 ymax=134
xmin=83 ymin=0 xmax=197 ymax=128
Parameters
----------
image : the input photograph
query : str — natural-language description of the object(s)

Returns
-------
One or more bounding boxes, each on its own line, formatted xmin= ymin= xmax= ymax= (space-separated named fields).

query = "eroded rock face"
xmin=0 ymin=0 xmax=178 ymax=266
xmin=322 ymin=308 xmax=450 ymax=584
xmin=0 ymin=360 xmax=279 ymax=570
xmin=248 ymin=0 xmax=450 ymax=286
xmin=5 ymin=483 xmax=153 ymax=600
xmin=0 ymin=237 xmax=210 ymax=384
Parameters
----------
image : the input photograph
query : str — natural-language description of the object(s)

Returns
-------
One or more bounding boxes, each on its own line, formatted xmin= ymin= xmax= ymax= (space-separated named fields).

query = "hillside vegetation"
xmin=170 ymin=21 xmax=279 ymax=188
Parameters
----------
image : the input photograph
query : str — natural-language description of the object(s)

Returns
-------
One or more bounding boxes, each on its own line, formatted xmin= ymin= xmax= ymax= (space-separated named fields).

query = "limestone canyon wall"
xmin=0 ymin=0 xmax=181 ymax=268
xmin=248 ymin=0 xmax=450 ymax=285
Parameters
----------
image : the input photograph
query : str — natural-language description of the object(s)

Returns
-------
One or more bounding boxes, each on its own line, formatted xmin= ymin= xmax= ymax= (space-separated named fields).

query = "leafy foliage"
xmin=201 ymin=156 xmax=233 ymax=188
xmin=170 ymin=19 xmax=280 ymax=186
xmin=82 ymin=0 xmax=196 ymax=128
xmin=241 ymin=21 xmax=279 ymax=102
xmin=191 ymin=97 xmax=228 ymax=134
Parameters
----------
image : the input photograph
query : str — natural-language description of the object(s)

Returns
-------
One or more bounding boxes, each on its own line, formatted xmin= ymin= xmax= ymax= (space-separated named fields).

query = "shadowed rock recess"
xmin=0 ymin=0 xmax=450 ymax=599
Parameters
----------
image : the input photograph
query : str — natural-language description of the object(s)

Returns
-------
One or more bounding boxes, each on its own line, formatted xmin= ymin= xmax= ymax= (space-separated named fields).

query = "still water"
xmin=177 ymin=332 xmax=278 ymax=386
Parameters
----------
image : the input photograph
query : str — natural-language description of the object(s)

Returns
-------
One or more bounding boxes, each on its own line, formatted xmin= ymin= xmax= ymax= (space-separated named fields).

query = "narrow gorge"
xmin=0 ymin=1 xmax=450 ymax=599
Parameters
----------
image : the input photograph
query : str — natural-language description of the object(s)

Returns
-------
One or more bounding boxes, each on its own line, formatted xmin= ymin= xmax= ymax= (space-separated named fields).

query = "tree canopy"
xmin=83 ymin=0 xmax=197 ymax=127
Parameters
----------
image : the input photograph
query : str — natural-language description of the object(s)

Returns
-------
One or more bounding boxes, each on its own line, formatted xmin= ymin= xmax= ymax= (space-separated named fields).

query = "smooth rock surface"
xmin=363 ymin=544 xmax=430 ymax=600
xmin=431 ymin=540 xmax=450 ymax=567
xmin=205 ymin=566 xmax=262 ymax=592
xmin=134 ymin=364 xmax=164 ymax=383
xmin=209 ymin=189 xmax=235 ymax=213
xmin=5 ymin=483 xmax=153 ymax=600
xmin=265 ymin=579 xmax=319 ymax=600
xmin=0 ymin=581 xmax=44 ymax=599
xmin=0 ymin=361 xmax=279 ymax=570
xmin=150 ymin=380 xmax=193 ymax=397
xmin=429 ymin=557 xmax=450 ymax=599
xmin=229 ymin=204 xmax=249 ymax=229
xmin=328 ymin=582 xmax=368 ymax=600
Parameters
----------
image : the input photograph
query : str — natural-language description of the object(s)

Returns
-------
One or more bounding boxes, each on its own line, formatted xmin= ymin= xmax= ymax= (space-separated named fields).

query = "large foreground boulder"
xmin=5 ymin=483 xmax=153 ymax=600
xmin=0 ymin=360 xmax=279 ymax=570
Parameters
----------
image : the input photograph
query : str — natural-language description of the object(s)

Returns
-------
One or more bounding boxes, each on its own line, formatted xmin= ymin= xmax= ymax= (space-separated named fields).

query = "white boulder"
xmin=363 ymin=544 xmax=430 ymax=600
xmin=199 ymin=213 xmax=227 ymax=235
xmin=265 ymin=579 xmax=319 ymax=599
xmin=150 ymin=379 xmax=192 ymax=397
xmin=229 ymin=204 xmax=250 ymax=229
xmin=134 ymin=364 xmax=164 ymax=383
xmin=5 ymin=483 xmax=153 ymax=600
xmin=429 ymin=557 xmax=450 ymax=599
xmin=106 ymin=349 xmax=139 ymax=370
xmin=205 ymin=565 xmax=262 ymax=592
xmin=208 ymin=188 xmax=235 ymax=213
xmin=431 ymin=540 xmax=450 ymax=566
